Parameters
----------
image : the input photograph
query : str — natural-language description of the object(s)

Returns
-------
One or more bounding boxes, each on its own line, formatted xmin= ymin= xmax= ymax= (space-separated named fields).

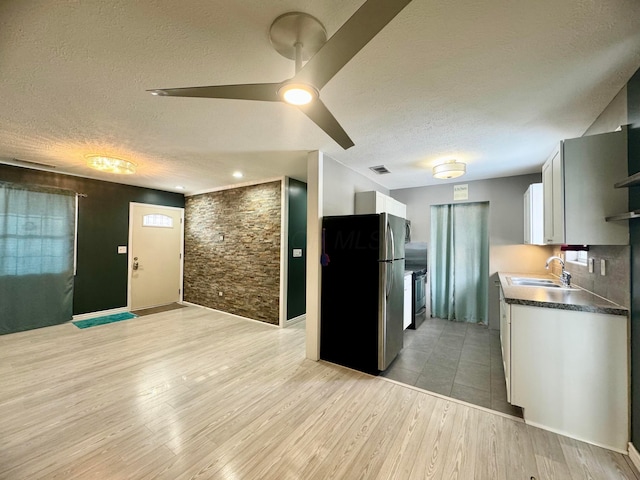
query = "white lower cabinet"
xmin=508 ymin=304 xmax=628 ymax=452
xmin=499 ymin=288 xmax=511 ymax=402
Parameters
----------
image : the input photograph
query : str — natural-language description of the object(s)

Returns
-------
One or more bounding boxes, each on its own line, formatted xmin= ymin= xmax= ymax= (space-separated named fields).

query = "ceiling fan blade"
xmin=147 ymin=83 xmax=281 ymax=102
xmin=297 ymin=100 xmax=354 ymax=150
xmin=293 ymin=0 xmax=412 ymax=89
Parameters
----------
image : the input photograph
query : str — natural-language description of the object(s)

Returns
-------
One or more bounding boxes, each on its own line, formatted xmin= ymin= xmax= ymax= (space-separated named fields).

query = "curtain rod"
xmin=0 ymin=180 xmax=88 ymax=198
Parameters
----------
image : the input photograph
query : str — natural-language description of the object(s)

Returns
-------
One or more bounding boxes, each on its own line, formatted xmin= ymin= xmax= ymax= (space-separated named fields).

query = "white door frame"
xmin=127 ymin=202 xmax=185 ymax=311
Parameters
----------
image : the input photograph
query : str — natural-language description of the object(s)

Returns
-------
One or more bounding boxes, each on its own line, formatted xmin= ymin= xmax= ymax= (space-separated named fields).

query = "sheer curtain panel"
xmin=0 ymin=182 xmax=76 ymax=334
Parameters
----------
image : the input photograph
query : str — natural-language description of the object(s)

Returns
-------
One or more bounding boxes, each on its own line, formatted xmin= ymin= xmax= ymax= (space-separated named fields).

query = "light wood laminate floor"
xmin=0 ymin=306 xmax=637 ymax=479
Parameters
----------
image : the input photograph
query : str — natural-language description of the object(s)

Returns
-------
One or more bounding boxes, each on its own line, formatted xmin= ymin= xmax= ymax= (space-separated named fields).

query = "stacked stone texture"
xmin=184 ymin=181 xmax=281 ymax=324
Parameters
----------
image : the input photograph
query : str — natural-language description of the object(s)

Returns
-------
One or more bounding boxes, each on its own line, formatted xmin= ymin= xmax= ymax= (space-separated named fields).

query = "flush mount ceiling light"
xmin=232 ymin=171 xmax=244 ymax=178
xmin=432 ymin=160 xmax=466 ymax=180
xmin=86 ymin=155 xmax=136 ymax=175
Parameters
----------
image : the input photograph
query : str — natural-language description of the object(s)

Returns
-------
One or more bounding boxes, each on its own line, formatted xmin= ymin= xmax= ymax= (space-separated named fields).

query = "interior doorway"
xmin=430 ymin=201 xmax=490 ymax=324
xmin=128 ymin=203 xmax=184 ymax=311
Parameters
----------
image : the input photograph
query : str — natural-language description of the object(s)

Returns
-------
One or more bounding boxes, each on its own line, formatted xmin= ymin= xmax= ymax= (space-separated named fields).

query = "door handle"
xmin=133 ymin=257 xmax=139 ymax=271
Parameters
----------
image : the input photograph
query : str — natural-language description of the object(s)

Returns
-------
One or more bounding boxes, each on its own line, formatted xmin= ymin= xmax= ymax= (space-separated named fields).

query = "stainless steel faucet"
xmin=545 ymin=255 xmax=571 ymax=286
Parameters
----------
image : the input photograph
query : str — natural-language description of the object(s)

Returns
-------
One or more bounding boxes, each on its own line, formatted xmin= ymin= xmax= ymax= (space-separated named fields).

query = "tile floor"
xmin=382 ymin=316 xmax=523 ymax=418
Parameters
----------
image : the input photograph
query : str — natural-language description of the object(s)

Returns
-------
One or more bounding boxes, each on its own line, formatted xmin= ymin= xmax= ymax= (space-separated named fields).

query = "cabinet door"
xmin=503 ymin=302 xmax=511 ymax=403
xmin=523 ymin=187 xmax=531 ymax=244
xmin=499 ymin=288 xmax=511 ymax=402
xmin=542 ymin=146 xmax=565 ymax=244
xmin=527 ymin=183 xmax=543 ymax=244
xmin=389 ymin=198 xmax=407 ymax=219
xmin=563 ymin=129 xmax=629 ymax=245
xmin=355 ymin=191 xmax=406 ymax=218
xmin=510 ymin=305 xmax=628 ymax=451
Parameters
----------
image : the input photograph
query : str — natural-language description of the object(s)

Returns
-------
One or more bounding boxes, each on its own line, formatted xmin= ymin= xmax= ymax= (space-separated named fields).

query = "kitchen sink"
xmin=507 ymin=277 xmax=578 ymax=290
xmin=509 ymin=277 xmax=555 ymax=285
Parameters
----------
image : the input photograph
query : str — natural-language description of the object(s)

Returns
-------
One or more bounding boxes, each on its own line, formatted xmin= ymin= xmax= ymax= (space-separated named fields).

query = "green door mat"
xmin=72 ymin=312 xmax=137 ymax=329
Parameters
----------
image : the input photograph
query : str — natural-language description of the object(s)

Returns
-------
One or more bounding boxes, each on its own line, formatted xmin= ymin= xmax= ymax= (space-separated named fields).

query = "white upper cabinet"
xmin=355 ymin=191 xmax=407 ymax=219
xmin=542 ymin=148 xmax=565 ymax=245
xmin=524 ymin=183 xmax=544 ymax=245
xmin=542 ymin=127 xmax=629 ymax=245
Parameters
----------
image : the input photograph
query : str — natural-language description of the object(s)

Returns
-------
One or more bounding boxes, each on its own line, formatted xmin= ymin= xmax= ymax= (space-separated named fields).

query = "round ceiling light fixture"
xmin=432 ymin=160 xmax=466 ymax=180
xmin=86 ymin=155 xmax=136 ymax=175
xmin=278 ymin=83 xmax=318 ymax=106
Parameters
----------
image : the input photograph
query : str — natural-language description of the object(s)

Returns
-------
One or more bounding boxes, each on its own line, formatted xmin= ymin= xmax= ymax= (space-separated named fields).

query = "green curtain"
xmin=430 ymin=202 xmax=489 ymax=324
xmin=0 ymin=182 xmax=76 ymax=334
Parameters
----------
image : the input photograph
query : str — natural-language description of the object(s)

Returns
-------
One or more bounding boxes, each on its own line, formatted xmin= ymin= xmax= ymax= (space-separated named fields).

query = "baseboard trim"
xmin=523 ymin=419 xmax=628 ymax=454
xmin=181 ymin=302 xmax=279 ymax=328
xmin=72 ymin=307 xmax=129 ymax=321
xmin=628 ymin=442 xmax=640 ymax=471
xmin=286 ymin=314 xmax=306 ymax=326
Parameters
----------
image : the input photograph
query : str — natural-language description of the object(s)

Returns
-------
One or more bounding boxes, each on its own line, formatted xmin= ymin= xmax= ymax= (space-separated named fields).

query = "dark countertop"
xmin=498 ymin=272 xmax=628 ymax=316
xmin=405 ymin=268 xmax=427 ymax=276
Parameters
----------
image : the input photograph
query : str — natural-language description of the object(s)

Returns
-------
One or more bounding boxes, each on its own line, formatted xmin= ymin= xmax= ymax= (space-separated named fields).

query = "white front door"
xmin=129 ymin=203 xmax=184 ymax=310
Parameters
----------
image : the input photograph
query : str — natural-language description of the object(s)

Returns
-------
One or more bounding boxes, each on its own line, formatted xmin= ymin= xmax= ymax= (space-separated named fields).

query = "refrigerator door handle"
xmin=385 ymin=261 xmax=393 ymax=299
xmin=387 ymin=219 xmax=396 ymax=261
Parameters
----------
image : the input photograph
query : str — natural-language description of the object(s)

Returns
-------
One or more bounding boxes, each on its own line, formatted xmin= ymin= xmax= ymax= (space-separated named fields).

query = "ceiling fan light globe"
xmin=278 ymin=83 xmax=318 ymax=105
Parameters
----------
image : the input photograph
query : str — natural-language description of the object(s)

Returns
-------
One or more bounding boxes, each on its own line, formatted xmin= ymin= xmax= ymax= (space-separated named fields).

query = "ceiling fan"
xmin=148 ymin=0 xmax=413 ymax=150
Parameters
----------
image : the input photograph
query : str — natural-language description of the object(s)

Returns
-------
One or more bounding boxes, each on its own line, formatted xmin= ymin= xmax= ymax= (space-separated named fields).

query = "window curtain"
xmin=430 ymin=202 xmax=489 ymax=324
xmin=0 ymin=182 xmax=76 ymax=334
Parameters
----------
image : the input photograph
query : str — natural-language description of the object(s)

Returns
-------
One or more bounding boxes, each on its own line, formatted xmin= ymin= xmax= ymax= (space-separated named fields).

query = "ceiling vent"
xmin=0 ymin=157 xmax=57 ymax=169
xmin=369 ymin=165 xmax=391 ymax=175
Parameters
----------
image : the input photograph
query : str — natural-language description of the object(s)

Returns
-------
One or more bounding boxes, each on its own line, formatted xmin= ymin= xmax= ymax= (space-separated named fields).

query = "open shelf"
xmin=614 ymin=171 xmax=640 ymax=188
xmin=605 ymin=211 xmax=640 ymax=222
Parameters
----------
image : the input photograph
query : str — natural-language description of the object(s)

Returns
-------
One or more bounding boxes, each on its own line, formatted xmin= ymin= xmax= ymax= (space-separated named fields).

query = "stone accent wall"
xmin=184 ymin=181 xmax=281 ymax=324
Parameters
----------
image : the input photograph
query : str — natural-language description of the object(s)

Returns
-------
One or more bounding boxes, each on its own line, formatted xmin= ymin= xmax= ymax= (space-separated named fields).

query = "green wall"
xmin=0 ymin=164 xmax=184 ymax=315
xmin=628 ymin=67 xmax=640 ymax=445
xmin=287 ymin=178 xmax=307 ymax=319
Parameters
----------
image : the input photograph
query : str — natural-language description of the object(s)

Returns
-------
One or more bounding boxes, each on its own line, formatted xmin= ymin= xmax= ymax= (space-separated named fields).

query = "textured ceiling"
xmin=1 ymin=0 xmax=639 ymax=194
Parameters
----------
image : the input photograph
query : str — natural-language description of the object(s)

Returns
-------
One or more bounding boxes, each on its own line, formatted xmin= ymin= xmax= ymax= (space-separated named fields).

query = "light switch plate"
xmin=601 ymin=259 xmax=606 ymax=276
xmin=292 ymin=248 xmax=303 ymax=258
xmin=117 ymin=246 xmax=127 ymax=254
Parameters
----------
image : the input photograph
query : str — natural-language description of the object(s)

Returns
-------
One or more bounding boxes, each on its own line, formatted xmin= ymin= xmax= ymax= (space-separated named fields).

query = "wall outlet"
xmin=588 ymin=258 xmax=594 ymax=273
xmin=218 ymin=291 xmax=223 ymax=297
xmin=601 ymin=259 xmax=606 ymax=276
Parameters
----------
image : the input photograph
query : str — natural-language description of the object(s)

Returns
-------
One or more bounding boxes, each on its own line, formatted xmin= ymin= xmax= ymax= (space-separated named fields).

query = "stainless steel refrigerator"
xmin=320 ymin=213 xmax=405 ymax=374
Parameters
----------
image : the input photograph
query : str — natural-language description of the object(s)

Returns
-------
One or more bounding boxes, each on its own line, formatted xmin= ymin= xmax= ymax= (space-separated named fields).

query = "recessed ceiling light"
xmin=175 ymin=185 xmax=185 ymax=190
xmin=86 ymin=155 xmax=136 ymax=174
xmin=233 ymin=171 xmax=243 ymax=178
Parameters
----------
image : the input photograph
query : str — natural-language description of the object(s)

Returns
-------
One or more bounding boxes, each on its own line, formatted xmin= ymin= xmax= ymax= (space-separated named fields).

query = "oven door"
xmin=410 ymin=271 xmax=427 ymax=329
